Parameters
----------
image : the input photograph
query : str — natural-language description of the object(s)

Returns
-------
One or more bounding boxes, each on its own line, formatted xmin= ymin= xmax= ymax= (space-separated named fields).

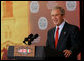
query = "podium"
xmin=7 ymin=46 xmax=65 ymax=60
xmin=7 ymin=45 xmax=45 ymax=60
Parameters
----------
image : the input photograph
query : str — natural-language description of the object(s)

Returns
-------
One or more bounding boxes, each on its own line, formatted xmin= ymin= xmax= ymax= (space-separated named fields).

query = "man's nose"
xmin=53 ymin=16 xmax=57 ymax=19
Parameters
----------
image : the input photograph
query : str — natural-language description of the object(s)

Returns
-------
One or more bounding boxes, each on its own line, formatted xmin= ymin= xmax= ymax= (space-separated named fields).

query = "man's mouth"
xmin=54 ymin=19 xmax=58 ymax=23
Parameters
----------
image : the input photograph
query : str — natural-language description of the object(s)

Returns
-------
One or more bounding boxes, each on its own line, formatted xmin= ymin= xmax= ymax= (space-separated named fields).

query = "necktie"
xmin=55 ymin=27 xmax=59 ymax=48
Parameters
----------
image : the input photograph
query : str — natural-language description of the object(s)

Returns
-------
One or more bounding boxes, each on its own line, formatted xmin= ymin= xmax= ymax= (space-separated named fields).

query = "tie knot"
xmin=57 ymin=27 xmax=59 ymax=30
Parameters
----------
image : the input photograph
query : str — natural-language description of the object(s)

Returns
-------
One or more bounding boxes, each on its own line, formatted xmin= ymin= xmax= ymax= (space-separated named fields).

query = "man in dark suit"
xmin=46 ymin=6 xmax=80 ymax=60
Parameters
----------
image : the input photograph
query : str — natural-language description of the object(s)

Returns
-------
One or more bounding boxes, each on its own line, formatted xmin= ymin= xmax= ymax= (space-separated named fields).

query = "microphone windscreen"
xmin=24 ymin=38 xmax=28 ymax=41
xmin=28 ymin=33 xmax=33 ymax=39
xmin=34 ymin=34 xmax=39 ymax=39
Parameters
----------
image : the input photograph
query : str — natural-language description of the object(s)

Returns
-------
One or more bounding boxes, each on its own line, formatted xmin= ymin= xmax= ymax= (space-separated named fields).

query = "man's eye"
xmin=51 ymin=14 xmax=60 ymax=16
xmin=51 ymin=15 xmax=54 ymax=16
xmin=55 ymin=14 xmax=59 ymax=16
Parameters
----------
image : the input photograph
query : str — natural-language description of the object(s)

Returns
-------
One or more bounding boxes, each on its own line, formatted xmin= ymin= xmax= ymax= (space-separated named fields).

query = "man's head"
xmin=51 ymin=6 xmax=65 ymax=26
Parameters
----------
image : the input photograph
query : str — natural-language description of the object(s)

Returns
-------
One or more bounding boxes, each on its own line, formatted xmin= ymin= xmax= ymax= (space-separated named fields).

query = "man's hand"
xmin=63 ymin=49 xmax=72 ymax=58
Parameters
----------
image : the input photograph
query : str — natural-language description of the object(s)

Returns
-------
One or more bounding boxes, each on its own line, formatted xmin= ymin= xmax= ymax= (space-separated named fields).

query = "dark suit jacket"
xmin=46 ymin=22 xmax=80 ymax=59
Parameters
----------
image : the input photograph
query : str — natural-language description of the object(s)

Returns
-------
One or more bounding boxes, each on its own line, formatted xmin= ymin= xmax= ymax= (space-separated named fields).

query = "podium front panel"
xmin=14 ymin=45 xmax=35 ymax=57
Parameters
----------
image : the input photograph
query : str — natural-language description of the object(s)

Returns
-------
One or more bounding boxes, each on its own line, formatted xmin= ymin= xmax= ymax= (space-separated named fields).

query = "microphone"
xmin=27 ymin=33 xmax=33 ymax=39
xmin=28 ymin=34 xmax=39 ymax=45
xmin=31 ymin=34 xmax=39 ymax=41
xmin=23 ymin=33 xmax=33 ymax=44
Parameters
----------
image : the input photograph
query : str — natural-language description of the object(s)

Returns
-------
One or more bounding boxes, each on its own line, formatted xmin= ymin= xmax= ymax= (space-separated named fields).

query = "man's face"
xmin=51 ymin=9 xmax=64 ymax=26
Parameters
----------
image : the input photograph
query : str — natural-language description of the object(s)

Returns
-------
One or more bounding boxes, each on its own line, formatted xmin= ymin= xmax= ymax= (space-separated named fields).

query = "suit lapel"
xmin=56 ymin=22 xmax=68 ymax=50
xmin=52 ymin=27 xmax=56 ymax=48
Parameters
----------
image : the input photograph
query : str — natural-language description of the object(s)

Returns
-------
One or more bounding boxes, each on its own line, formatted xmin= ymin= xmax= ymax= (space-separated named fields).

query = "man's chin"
xmin=54 ymin=23 xmax=59 ymax=26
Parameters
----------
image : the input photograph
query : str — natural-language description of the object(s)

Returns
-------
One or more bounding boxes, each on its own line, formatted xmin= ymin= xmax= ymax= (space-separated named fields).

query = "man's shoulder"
xmin=65 ymin=22 xmax=80 ymax=31
xmin=47 ymin=27 xmax=55 ymax=33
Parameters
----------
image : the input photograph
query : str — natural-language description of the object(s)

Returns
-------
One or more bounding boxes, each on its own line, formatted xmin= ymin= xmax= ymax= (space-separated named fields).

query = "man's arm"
xmin=70 ymin=26 xmax=80 ymax=55
xmin=63 ymin=26 xmax=81 ymax=58
xmin=46 ymin=30 xmax=50 ymax=47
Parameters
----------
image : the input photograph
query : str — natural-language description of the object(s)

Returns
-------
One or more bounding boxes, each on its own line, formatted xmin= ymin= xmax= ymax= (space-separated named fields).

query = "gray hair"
xmin=51 ymin=6 xmax=65 ymax=16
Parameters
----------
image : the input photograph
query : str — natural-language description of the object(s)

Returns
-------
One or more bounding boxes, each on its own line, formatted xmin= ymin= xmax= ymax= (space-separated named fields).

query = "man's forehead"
xmin=51 ymin=9 xmax=61 ymax=14
xmin=52 ymin=9 xmax=60 ymax=12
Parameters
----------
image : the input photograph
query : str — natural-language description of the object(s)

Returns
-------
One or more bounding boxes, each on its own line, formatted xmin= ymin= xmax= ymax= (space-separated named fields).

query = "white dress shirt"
xmin=54 ymin=21 xmax=65 ymax=39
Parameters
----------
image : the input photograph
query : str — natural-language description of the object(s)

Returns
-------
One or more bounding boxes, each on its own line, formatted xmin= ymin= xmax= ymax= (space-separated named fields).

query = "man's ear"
xmin=62 ymin=15 xmax=65 ymax=18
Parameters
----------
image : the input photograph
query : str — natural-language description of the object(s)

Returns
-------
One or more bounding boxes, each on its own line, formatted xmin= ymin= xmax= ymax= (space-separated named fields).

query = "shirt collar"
xmin=56 ymin=20 xmax=65 ymax=29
